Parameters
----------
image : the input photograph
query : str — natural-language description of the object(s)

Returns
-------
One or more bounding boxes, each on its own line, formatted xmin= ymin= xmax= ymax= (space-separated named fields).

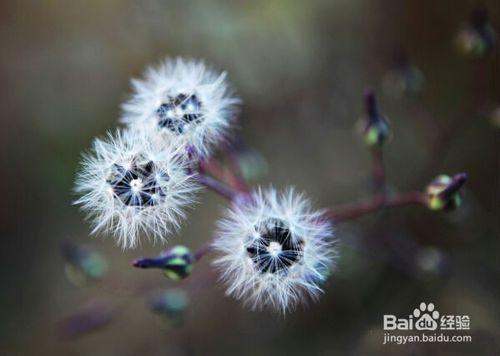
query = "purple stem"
xmin=329 ymin=192 xmax=426 ymax=222
xmin=196 ymin=173 xmax=237 ymax=201
xmin=440 ymin=173 xmax=468 ymax=199
xmin=132 ymin=256 xmax=166 ymax=269
xmin=194 ymin=241 xmax=213 ymax=262
xmin=371 ymin=148 xmax=386 ymax=197
xmin=364 ymin=89 xmax=378 ymax=119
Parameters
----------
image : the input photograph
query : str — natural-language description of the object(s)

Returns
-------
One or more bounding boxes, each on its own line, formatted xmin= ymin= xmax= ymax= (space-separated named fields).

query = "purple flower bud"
xmin=359 ymin=90 xmax=391 ymax=148
xmin=425 ymin=173 xmax=467 ymax=211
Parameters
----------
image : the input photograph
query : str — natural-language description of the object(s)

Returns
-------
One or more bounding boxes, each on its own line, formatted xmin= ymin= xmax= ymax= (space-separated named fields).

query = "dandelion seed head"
xmin=121 ymin=57 xmax=240 ymax=158
xmin=74 ymin=129 xmax=198 ymax=249
xmin=212 ymin=187 xmax=336 ymax=313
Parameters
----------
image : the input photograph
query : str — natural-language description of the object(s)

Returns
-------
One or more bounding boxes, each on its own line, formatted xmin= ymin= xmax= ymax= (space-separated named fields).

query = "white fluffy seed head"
xmin=120 ymin=57 xmax=240 ymax=158
xmin=212 ymin=187 xmax=336 ymax=313
xmin=74 ymin=129 xmax=198 ymax=249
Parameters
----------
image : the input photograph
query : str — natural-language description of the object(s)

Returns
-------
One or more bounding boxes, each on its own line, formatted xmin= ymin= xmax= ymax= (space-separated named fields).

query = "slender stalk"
xmin=201 ymin=158 xmax=250 ymax=192
xmin=196 ymin=173 xmax=237 ymax=201
xmin=200 ymin=159 xmax=226 ymax=181
xmin=329 ymin=192 xmax=426 ymax=222
xmin=224 ymin=151 xmax=251 ymax=192
xmin=132 ymin=256 xmax=165 ymax=269
xmin=194 ymin=241 xmax=213 ymax=262
xmin=371 ymin=148 xmax=386 ymax=196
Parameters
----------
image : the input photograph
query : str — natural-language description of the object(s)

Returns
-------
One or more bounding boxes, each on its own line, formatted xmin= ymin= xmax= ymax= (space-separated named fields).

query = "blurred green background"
xmin=1 ymin=0 xmax=499 ymax=355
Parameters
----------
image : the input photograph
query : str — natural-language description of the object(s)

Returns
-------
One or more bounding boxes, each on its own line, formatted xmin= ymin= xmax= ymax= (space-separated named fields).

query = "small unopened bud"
xmin=149 ymin=288 xmax=189 ymax=324
xmin=61 ymin=242 xmax=107 ymax=286
xmin=425 ymin=173 xmax=467 ymax=211
xmin=358 ymin=90 xmax=391 ymax=148
xmin=456 ymin=6 xmax=496 ymax=58
xmin=382 ymin=47 xmax=425 ymax=97
xmin=133 ymin=245 xmax=195 ymax=281
xmin=223 ymin=138 xmax=268 ymax=182
xmin=234 ymin=148 xmax=267 ymax=182
xmin=162 ymin=246 xmax=194 ymax=280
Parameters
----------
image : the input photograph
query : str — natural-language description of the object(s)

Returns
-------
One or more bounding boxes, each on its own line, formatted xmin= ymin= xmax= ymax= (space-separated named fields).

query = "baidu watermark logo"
xmin=382 ymin=302 xmax=472 ymax=344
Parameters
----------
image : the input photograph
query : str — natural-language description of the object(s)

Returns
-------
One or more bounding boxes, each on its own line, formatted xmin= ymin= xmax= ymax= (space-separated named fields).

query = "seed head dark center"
xmin=156 ymin=93 xmax=203 ymax=134
xmin=107 ymin=160 xmax=168 ymax=207
xmin=246 ymin=219 xmax=303 ymax=274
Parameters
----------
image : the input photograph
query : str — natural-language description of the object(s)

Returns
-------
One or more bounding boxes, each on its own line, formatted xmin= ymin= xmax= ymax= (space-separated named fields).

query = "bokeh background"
xmin=1 ymin=0 xmax=499 ymax=355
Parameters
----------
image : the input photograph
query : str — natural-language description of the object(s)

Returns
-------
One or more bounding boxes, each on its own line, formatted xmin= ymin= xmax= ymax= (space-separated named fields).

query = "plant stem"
xmin=201 ymin=158 xmax=250 ymax=192
xmin=371 ymin=148 xmax=386 ymax=196
xmin=329 ymin=192 xmax=426 ymax=222
xmin=196 ymin=173 xmax=237 ymax=201
xmin=194 ymin=241 xmax=213 ymax=261
xmin=132 ymin=256 xmax=165 ymax=269
xmin=200 ymin=159 xmax=226 ymax=180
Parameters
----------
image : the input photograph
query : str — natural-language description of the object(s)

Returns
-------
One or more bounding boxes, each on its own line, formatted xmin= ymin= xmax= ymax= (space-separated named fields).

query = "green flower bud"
xmin=80 ymin=252 xmax=107 ymax=279
xmin=61 ymin=242 xmax=107 ymax=286
xmin=364 ymin=122 xmax=391 ymax=147
xmin=456 ymin=6 xmax=496 ymax=58
xmin=236 ymin=148 xmax=268 ymax=182
xmin=149 ymin=288 xmax=189 ymax=324
xmin=133 ymin=245 xmax=194 ymax=281
xmin=162 ymin=246 xmax=194 ymax=281
xmin=425 ymin=173 xmax=467 ymax=211
xmin=383 ymin=66 xmax=425 ymax=98
xmin=359 ymin=90 xmax=391 ymax=148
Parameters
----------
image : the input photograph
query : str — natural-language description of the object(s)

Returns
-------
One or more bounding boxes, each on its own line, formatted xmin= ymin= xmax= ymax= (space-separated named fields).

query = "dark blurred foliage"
xmin=0 ymin=0 xmax=499 ymax=355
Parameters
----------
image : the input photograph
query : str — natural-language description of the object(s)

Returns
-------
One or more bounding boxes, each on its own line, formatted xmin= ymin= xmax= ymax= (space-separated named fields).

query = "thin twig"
xmin=329 ymin=192 xmax=426 ymax=222
xmin=371 ymin=148 xmax=386 ymax=196
xmin=202 ymin=158 xmax=250 ymax=192
xmin=200 ymin=159 xmax=224 ymax=178
xmin=223 ymin=147 xmax=251 ymax=192
xmin=194 ymin=240 xmax=213 ymax=262
xmin=196 ymin=173 xmax=237 ymax=201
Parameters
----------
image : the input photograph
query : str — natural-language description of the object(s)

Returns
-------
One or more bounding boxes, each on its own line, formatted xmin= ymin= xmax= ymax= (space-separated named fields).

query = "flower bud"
xmin=382 ymin=48 xmax=425 ymax=98
xmin=358 ymin=90 xmax=391 ymax=148
xmin=456 ymin=6 xmax=496 ymax=58
xmin=162 ymin=246 xmax=195 ymax=280
xmin=61 ymin=242 xmax=107 ymax=286
xmin=149 ymin=288 xmax=189 ymax=324
xmin=425 ymin=173 xmax=467 ymax=211
xmin=133 ymin=245 xmax=195 ymax=281
xmin=231 ymin=140 xmax=268 ymax=182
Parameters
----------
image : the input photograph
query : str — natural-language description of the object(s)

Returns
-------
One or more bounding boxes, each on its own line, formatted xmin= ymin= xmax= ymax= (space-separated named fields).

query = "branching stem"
xmin=329 ymin=192 xmax=426 ymax=222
